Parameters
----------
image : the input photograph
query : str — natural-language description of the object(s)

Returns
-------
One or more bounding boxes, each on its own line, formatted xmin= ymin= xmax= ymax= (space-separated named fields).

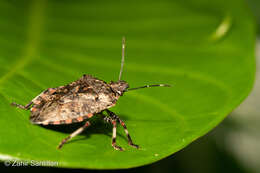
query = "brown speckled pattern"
xmin=29 ymin=75 xmax=119 ymax=125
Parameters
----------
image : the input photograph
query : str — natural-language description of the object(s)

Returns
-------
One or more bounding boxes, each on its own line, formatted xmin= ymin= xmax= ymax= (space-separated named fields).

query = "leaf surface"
xmin=0 ymin=0 xmax=255 ymax=169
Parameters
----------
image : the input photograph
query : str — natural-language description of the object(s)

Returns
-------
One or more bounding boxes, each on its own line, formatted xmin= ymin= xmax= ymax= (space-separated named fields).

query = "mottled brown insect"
xmin=11 ymin=37 xmax=170 ymax=151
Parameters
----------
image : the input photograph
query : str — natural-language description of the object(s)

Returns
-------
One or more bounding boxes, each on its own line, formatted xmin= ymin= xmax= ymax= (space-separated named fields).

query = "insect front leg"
xmin=111 ymin=119 xmax=124 ymax=151
xmin=57 ymin=121 xmax=91 ymax=149
xmin=106 ymin=109 xmax=139 ymax=149
xmin=11 ymin=101 xmax=33 ymax=110
xmin=101 ymin=113 xmax=124 ymax=151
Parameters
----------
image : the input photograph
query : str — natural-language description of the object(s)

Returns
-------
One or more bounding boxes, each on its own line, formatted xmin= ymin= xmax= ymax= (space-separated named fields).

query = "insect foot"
xmin=11 ymin=101 xmax=32 ymax=110
xmin=112 ymin=143 xmax=124 ymax=151
xmin=129 ymin=142 xmax=139 ymax=149
xmin=58 ymin=136 xmax=70 ymax=149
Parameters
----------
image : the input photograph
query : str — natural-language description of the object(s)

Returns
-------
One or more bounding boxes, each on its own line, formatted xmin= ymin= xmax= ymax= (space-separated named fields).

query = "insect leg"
xmin=106 ymin=109 xmax=139 ymax=149
xmin=10 ymin=87 xmax=56 ymax=110
xmin=111 ymin=119 xmax=124 ymax=151
xmin=57 ymin=121 xmax=91 ymax=149
xmin=11 ymin=101 xmax=33 ymax=110
xmin=117 ymin=118 xmax=139 ymax=149
xmin=100 ymin=112 xmax=124 ymax=151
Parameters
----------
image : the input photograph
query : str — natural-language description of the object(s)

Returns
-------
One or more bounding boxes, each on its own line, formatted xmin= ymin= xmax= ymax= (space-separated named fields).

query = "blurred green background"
xmin=0 ymin=0 xmax=260 ymax=172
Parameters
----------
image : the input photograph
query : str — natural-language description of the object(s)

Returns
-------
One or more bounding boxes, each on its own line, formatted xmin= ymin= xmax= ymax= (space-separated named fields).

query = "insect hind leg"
xmin=106 ymin=109 xmax=139 ymax=149
xmin=11 ymin=101 xmax=33 ymax=110
xmin=57 ymin=121 xmax=91 ymax=149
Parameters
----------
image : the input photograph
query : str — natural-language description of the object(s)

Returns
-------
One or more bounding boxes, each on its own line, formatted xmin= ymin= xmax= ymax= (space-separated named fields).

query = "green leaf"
xmin=0 ymin=0 xmax=255 ymax=169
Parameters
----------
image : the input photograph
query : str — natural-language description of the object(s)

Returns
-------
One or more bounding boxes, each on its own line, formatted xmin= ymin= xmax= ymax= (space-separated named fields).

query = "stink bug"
xmin=11 ymin=37 xmax=170 ymax=151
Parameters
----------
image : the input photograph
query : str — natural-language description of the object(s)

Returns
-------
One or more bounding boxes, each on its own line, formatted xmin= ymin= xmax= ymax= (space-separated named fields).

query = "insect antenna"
xmin=127 ymin=84 xmax=171 ymax=91
xmin=118 ymin=36 xmax=125 ymax=81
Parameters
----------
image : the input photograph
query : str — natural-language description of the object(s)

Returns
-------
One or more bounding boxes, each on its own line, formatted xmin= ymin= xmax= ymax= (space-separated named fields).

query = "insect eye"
xmin=117 ymin=91 xmax=122 ymax=95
